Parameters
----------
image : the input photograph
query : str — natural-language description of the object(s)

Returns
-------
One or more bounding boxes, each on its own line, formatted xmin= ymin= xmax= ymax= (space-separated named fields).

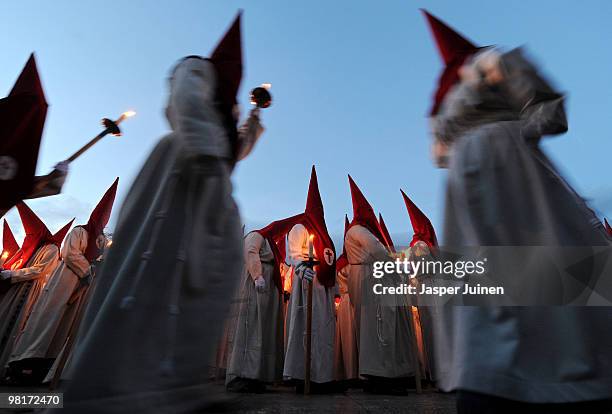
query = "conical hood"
xmin=9 ymin=54 xmax=47 ymax=103
xmin=348 ymin=175 xmax=386 ymax=246
xmin=421 ymin=10 xmax=481 ymax=115
xmin=305 ymin=166 xmax=324 ymax=218
xmin=378 ymin=213 xmax=396 ymax=253
xmin=257 ymin=167 xmax=336 ymax=287
xmin=0 ymin=54 xmax=49 ymax=210
xmin=50 ymin=218 xmax=74 ymax=247
xmin=303 ymin=167 xmax=335 ymax=286
xmin=210 ymin=12 xmax=243 ymax=107
xmin=605 ymin=219 xmax=612 ymax=237
xmin=3 ymin=201 xmax=52 ymax=269
xmin=344 ymin=215 xmax=350 ymax=236
xmin=2 ymin=219 xmax=20 ymax=259
xmin=336 ymin=214 xmax=351 ymax=272
xmin=257 ymin=213 xmax=305 ymax=244
xmin=421 ymin=10 xmax=478 ymax=65
xmin=16 ymin=201 xmax=50 ymax=240
xmin=400 ymin=189 xmax=438 ymax=248
xmin=81 ymin=178 xmax=119 ymax=262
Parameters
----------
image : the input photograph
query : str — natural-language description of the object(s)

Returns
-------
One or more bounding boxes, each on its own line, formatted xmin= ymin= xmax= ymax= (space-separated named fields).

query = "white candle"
xmin=308 ymin=234 xmax=314 ymax=260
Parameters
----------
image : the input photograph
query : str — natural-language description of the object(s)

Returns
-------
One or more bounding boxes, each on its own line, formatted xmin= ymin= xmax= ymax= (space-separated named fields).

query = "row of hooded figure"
xmin=0 ymin=179 xmax=118 ymax=385
xmin=217 ymin=166 xmax=439 ymax=395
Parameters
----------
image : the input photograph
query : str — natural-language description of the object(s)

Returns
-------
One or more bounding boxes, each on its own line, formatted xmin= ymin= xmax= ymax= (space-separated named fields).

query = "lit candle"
xmin=308 ymin=234 xmax=314 ymax=260
xmin=0 ymin=250 xmax=8 ymax=267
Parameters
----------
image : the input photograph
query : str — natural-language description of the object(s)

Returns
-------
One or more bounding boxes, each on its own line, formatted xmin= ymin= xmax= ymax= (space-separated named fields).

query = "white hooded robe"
xmin=283 ymin=223 xmax=335 ymax=383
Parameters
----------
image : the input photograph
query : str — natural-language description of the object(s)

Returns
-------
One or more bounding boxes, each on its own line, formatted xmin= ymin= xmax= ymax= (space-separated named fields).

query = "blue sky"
xmin=1 ymin=0 xmax=612 ymax=246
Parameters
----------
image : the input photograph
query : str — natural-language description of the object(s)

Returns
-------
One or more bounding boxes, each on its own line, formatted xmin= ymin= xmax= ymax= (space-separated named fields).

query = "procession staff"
xmin=0 ymin=53 xmax=133 ymax=218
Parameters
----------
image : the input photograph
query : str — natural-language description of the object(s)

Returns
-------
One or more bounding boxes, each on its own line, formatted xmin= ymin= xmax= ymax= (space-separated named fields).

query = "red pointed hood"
xmin=257 ymin=166 xmax=336 ymax=287
xmin=348 ymin=175 xmax=386 ymax=246
xmin=257 ymin=213 xmax=305 ymax=246
xmin=378 ymin=213 xmax=396 ymax=253
xmin=302 ymin=167 xmax=336 ymax=287
xmin=305 ymin=166 xmax=324 ymax=218
xmin=0 ymin=54 xmax=49 ymax=210
xmin=604 ymin=219 xmax=612 ymax=237
xmin=210 ymin=12 xmax=243 ymax=108
xmin=50 ymin=218 xmax=74 ymax=247
xmin=256 ymin=167 xmax=325 ymax=242
xmin=421 ymin=10 xmax=481 ymax=115
xmin=80 ymin=178 xmax=118 ymax=262
xmin=400 ymin=189 xmax=438 ymax=248
xmin=336 ymin=215 xmax=351 ymax=272
xmin=9 ymin=54 xmax=47 ymax=101
xmin=254 ymin=216 xmax=300 ymax=294
xmin=2 ymin=219 xmax=20 ymax=260
xmin=3 ymin=201 xmax=53 ymax=270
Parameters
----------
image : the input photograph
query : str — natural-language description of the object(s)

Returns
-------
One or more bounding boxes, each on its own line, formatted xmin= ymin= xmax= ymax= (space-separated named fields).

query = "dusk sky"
xmin=2 ymin=0 xmax=612 ymax=246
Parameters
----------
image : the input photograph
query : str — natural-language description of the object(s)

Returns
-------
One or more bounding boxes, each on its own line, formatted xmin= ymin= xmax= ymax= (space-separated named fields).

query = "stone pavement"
xmin=218 ymin=384 xmax=457 ymax=414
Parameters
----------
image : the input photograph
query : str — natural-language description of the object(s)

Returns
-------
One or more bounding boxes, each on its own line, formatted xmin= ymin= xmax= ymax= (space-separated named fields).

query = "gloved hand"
xmin=254 ymin=276 xmax=266 ymax=293
xmin=54 ymin=161 xmax=70 ymax=175
xmin=302 ymin=267 xmax=317 ymax=282
xmin=1 ymin=270 xmax=12 ymax=281
xmin=79 ymin=273 xmax=92 ymax=287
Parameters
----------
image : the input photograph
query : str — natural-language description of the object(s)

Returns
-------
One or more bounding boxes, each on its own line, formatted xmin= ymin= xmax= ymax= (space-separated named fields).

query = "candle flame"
xmin=309 ymin=234 xmax=314 ymax=242
xmin=122 ymin=110 xmax=136 ymax=118
xmin=262 ymin=83 xmax=272 ymax=90
xmin=107 ymin=240 xmax=113 ymax=247
xmin=1 ymin=251 xmax=8 ymax=260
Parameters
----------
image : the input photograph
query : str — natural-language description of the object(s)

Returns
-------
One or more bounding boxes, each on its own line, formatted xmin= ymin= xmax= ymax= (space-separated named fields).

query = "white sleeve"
xmin=9 ymin=245 xmax=59 ymax=283
xmin=62 ymin=227 xmax=91 ymax=278
xmin=244 ymin=232 xmax=264 ymax=281
xmin=236 ymin=109 xmax=265 ymax=161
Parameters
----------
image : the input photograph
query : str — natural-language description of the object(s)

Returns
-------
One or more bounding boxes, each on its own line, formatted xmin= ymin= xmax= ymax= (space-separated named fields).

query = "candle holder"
xmin=250 ymin=84 xmax=272 ymax=109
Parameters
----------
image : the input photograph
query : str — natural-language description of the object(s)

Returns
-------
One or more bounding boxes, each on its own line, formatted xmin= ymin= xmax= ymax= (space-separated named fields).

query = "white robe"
xmin=0 ymin=244 xmax=60 ymax=374
xmin=283 ymin=224 xmax=335 ymax=383
xmin=334 ymin=264 xmax=358 ymax=380
xmin=9 ymin=227 xmax=90 ymax=364
xmin=434 ymin=48 xmax=612 ymax=402
xmin=225 ymin=232 xmax=284 ymax=383
xmin=60 ymin=57 xmax=263 ymax=413
xmin=345 ymin=225 xmax=417 ymax=378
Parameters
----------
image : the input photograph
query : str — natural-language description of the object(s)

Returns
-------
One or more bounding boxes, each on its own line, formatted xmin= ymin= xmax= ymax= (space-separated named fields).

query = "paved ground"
xmin=220 ymin=385 xmax=457 ymax=414
xmin=0 ymin=382 xmax=457 ymax=413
